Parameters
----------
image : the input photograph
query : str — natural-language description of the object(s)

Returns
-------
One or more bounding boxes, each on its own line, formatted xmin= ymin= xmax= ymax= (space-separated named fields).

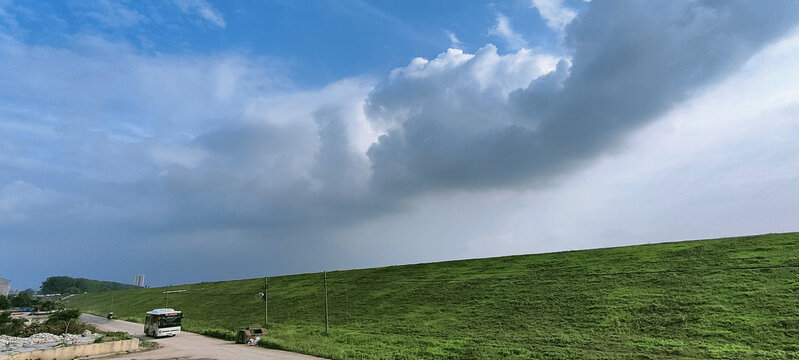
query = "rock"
xmin=0 ymin=332 xmax=105 ymax=353
xmin=82 ymin=330 xmax=91 ymax=337
xmin=246 ymin=336 xmax=261 ymax=346
xmin=1 ymin=333 xmax=65 ymax=352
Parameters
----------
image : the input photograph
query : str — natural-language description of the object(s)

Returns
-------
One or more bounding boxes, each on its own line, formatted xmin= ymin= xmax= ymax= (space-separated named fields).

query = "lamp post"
xmin=259 ymin=276 xmax=268 ymax=327
xmin=161 ymin=289 xmax=186 ymax=308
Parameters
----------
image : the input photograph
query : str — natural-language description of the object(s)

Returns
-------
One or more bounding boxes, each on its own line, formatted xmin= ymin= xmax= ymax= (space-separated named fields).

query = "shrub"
xmin=94 ymin=331 xmax=133 ymax=343
xmin=46 ymin=309 xmax=80 ymax=323
xmin=0 ymin=311 xmax=26 ymax=336
xmin=198 ymin=328 xmax=236 ymax=341
xmin=105 ymin=331 xmax=133 ymax=340
xmin=0 ymin=308 xmax=95 ymax=337
xmin=38 ymin=300 xmax=61 ymax=311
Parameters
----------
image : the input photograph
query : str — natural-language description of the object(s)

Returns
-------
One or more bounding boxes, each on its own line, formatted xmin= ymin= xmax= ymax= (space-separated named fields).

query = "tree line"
xmin=0 ymin=292 xmax=59 ymax=311
xmin=40 ymin=276 xmax=141 ymax=294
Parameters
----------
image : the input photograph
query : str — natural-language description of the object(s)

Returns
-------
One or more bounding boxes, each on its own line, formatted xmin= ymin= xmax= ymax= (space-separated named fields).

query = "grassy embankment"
xmin=65 ymin=232 xmax=799 ymax=359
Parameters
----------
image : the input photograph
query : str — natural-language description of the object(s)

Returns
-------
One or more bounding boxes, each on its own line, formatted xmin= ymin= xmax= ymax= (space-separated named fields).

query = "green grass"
xmin=94 ymin=331 xmax=134 ymax=343
xmin=65 ymin=232 xmax=799 ymax=359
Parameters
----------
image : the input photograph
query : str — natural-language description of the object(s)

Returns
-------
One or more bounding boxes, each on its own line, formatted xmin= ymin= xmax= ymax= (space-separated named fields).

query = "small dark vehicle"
xmin=107 ymin=312 xmax=114 ymax=320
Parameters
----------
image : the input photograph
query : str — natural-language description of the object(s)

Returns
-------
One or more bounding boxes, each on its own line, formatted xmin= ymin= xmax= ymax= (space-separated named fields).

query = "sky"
xmin=1 ymin=0 xmax=798 ymax=290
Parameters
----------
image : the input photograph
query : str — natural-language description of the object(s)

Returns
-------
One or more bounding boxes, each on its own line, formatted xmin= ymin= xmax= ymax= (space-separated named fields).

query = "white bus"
xmin=144 ymin=308 xmax=183 ymax=337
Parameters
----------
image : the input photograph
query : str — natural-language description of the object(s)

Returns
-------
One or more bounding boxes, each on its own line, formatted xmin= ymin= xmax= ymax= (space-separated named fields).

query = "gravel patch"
xmin=0 ymin=332 xmax=102 ymax=353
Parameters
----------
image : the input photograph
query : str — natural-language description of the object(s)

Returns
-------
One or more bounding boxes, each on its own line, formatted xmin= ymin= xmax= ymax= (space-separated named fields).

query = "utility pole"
xmin=324 ymin=271 xmax=329 ymax=333
xmin=111 ymin=290 xmax=115 ymax=312
xmin=264 ymin=276 xmax=269 ymax=327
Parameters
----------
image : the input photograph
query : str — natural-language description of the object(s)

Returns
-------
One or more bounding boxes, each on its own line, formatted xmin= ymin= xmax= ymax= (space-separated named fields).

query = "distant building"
xmin=134 ymin=274 xmax=145 ymax=287
xmin=0 ymin=278 xmax=9 ymax=296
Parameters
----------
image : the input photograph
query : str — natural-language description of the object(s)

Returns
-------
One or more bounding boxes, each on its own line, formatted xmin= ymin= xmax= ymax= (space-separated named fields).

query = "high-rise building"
xmin=134 ymin=274 xmax=145 ymax=287
xmin=0 ymin=278 xmax=10 ymax=296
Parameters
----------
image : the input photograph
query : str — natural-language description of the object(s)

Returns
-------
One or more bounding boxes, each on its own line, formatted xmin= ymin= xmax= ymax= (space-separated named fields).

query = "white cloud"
xmin=530 ymin=0 xmax=577 ymax=32
xmin=370 ymin=45 xmax=560 ymax=137
xmin=446 ymin=30 xmax=463 ymax=49
xmin=488 ymin=14 xmax=528 ymax=50
xmin=243 ymin=77 xmax=377 ymax=154
xmin=78 ymin=0 xmax=144 ymax=28
xmin=174 ymin=0 xmax=226 ymax=28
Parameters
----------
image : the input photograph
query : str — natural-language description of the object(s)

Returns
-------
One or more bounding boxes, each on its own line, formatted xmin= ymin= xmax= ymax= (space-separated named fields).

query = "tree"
xmin=22 ymin=288 xmax=37 ymax=296
xmin=41 ymin=276 xmax=139 ymax=294
xmin=9 ymin=292 xmax=35 ymax=308
xmin=41 ymin=276 xmax=74 ymax=294
xmin=65 ymin=286 xmax=81 ymax=295
xmin=0 ymin=296 xmax=8 ymax=310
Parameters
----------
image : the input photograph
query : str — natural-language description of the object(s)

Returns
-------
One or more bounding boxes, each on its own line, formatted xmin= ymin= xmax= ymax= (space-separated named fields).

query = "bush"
xmin=20 ymin=309 xmax=90 ymax=336
xmin=0 ymin=311 xmax=26 ymax=336
xmin=47 ymin=309 xmax=80 ymax=323
xmin=198 ymin=328 xmax=237 ymax=341
xmin=106 ymin=331 xmax=132 ymax=340
xmin=94 ymin=331 xmax=133 ymax=343
xmin=24 ymin=320 xmax=97 ymax=337
xmin=37 ymin=300 xmax=61 ymax=311
xmin=0 ymin=308 xmax=95 ymax=337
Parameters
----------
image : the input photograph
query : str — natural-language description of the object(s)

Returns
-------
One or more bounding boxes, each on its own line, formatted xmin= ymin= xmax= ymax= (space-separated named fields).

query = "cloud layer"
xmin=1 ymin=0 xmax=798 ymax=287
xmin=366 ymin=0 xmax=799 ymax=196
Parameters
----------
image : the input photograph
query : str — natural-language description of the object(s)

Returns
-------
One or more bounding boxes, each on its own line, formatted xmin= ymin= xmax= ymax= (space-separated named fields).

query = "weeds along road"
xmin=80 ymin=314 xmax=324 ymax=360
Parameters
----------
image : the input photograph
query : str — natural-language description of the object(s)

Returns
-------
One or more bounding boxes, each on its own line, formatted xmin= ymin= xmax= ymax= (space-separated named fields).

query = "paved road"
xmin=80 ymin=314 xmax=324 ymax=360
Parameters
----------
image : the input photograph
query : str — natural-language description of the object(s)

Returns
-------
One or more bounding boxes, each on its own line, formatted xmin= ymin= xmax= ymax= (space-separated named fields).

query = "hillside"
xmin=65 ymin=233 xmax=799 ymax=359
xmin=40 ymin=276 xmax=140 ymax=294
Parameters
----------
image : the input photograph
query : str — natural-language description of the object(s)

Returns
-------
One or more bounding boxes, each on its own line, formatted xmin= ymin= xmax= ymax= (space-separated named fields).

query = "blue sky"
xmin=2 ymin=0 xmax=799 ymax=290
xmin=3 ymin=0 xmax=566 ymax=85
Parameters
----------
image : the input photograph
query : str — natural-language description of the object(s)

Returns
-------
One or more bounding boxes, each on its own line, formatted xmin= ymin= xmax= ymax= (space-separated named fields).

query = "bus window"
xmin=159 ymin=315 xmax=182 ymax=328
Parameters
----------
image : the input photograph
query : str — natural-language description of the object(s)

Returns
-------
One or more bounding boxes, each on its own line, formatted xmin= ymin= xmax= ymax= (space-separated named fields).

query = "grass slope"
xmin=66 ymin=233 xmax=799 ymax=359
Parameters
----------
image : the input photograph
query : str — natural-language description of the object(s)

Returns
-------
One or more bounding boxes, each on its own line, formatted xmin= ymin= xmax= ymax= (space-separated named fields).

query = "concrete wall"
xmin=0 ymin=278 xmax=9 ymax=296
xmin=0 ymin=339 xmax=139 ymax=360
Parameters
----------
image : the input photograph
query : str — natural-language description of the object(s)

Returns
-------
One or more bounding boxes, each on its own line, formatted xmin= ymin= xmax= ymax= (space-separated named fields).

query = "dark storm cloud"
xmin=366 ymin=0 xmax=799 ymax=195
